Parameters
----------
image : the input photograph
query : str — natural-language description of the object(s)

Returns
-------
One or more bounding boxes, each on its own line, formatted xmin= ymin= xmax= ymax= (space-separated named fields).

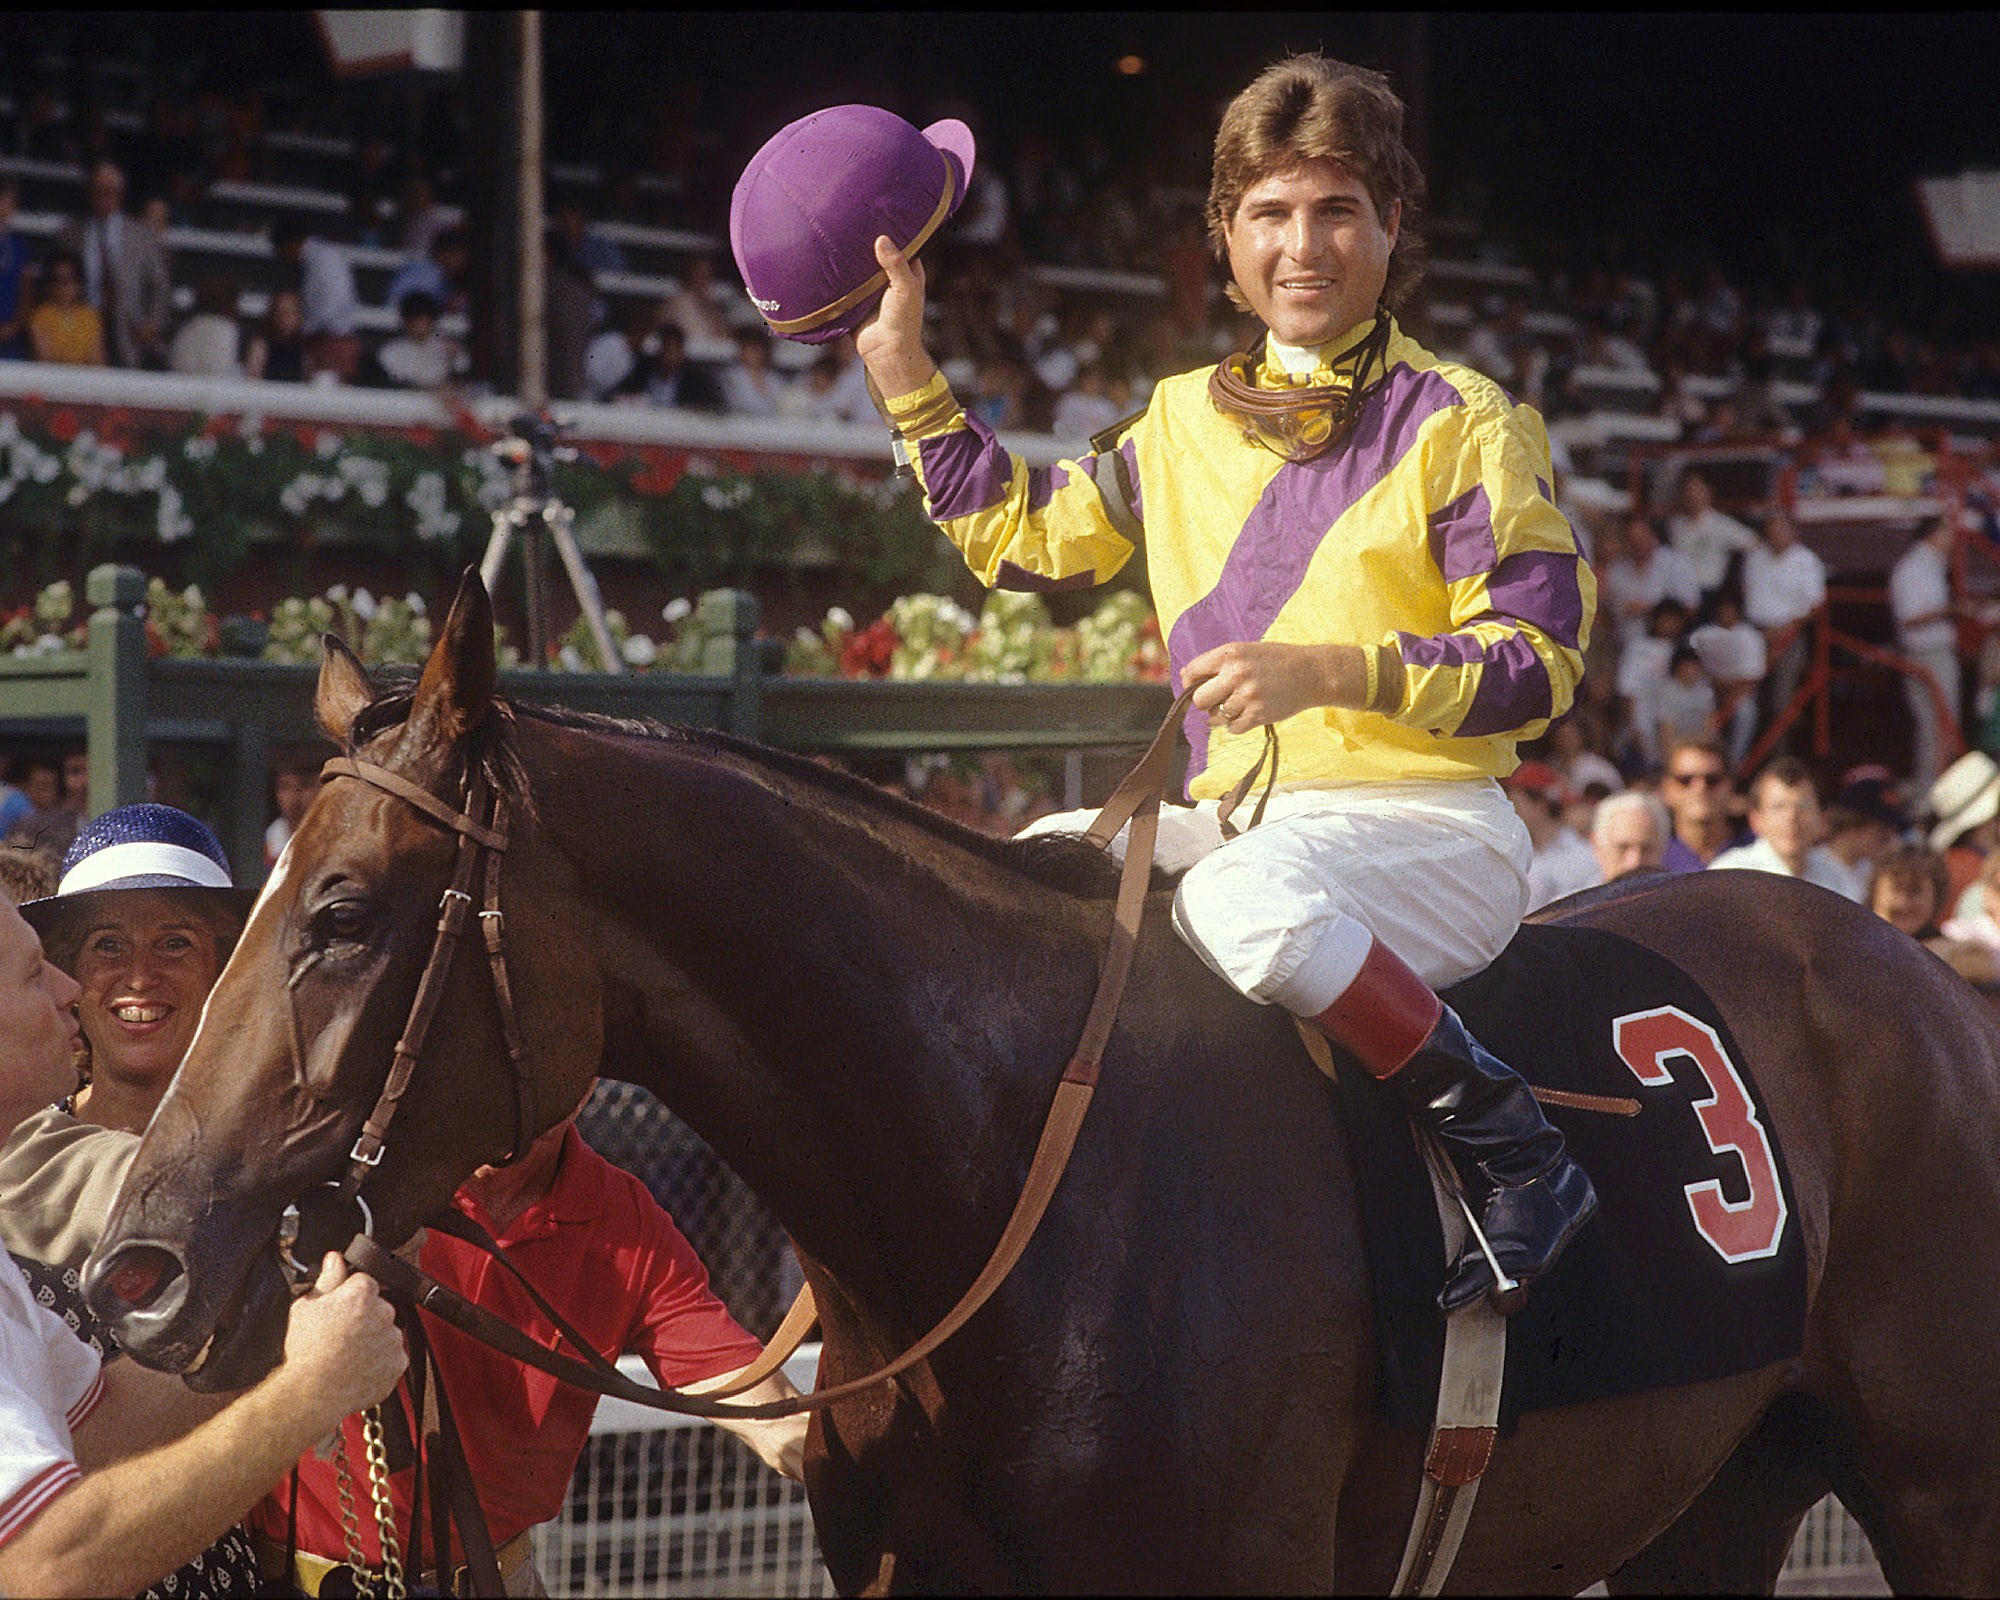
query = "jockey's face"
xmin=1225 ymin=158 xmax=1398 ymax=349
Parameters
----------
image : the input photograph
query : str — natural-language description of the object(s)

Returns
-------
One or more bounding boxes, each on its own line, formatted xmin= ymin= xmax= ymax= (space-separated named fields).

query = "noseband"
xmin=316 ymin=754 xmax=533 ymax=1212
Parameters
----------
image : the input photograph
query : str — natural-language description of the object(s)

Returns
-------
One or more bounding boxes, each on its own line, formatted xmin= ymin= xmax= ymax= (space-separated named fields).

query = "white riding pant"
xmin=1019 ymin=779 xmax=1533 ymax=1014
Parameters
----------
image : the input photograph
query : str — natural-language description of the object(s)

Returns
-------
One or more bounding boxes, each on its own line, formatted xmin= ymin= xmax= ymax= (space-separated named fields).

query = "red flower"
xmin=839 ymin=617 xmax=898 ymax=678
xmin=633 ymin=457 xmax=683 ymax=496
xmin=48 ymin=409 xmax=79 ymax=443
xmin=143 ymin=621 xmax=167 ymax=658
xmin=406 ymin=426 xmax=439 ymax=448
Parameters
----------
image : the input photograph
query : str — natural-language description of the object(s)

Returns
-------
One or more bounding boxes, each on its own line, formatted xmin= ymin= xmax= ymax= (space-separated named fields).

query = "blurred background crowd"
xmin=0 ymin=11 xmax=1998 ymax=971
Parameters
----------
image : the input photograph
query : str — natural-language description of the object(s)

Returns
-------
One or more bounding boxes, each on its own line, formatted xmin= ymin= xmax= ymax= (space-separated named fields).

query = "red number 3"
xmin=1612 ymin=1005 xmax=1789 ymax=1263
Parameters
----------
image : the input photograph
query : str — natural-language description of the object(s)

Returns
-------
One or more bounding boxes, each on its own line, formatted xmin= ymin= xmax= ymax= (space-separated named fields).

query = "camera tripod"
xmin=478 ymin=413 xmax=625 ymax=674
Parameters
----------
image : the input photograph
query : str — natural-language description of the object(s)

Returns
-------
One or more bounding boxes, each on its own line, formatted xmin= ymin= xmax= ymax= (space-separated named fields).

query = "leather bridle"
xmin=317 ymin=753 xmax=534 ymax=1212
xmin=308 ymin=691 xmax=1272 ymax=1424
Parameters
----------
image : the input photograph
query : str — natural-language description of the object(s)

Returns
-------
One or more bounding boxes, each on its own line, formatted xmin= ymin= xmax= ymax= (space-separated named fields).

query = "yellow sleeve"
xmin=1374 ymin=403 xmax=1593 ymax=740
xmin=885 ymin=372 xmax=1138 ymax=593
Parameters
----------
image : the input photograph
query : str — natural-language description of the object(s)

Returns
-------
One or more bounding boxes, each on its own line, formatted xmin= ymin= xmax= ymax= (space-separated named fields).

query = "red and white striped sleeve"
xmin=0 ymin=1256 xmax=100 ymax=1550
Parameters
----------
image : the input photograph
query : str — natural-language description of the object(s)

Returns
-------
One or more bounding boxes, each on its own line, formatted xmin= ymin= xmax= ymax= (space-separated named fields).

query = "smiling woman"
xmin=20 ymin=806 xmax=257 ymax=1135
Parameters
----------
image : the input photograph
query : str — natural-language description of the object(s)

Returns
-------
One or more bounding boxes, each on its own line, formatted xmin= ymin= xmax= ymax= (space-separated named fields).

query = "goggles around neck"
xmin=1207 ymin=313 xmax=1393 ymax=462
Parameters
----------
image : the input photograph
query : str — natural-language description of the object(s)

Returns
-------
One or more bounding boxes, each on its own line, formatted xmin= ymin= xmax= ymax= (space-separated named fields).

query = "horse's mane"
xmin=354 ymin=688 xmax=1144 ymax=900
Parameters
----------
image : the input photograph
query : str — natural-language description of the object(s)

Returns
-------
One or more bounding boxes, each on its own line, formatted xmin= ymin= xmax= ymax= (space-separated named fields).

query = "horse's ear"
xmin=405 ymin=568 xmax=498 ymax=758
xmin=315 ymin=632 xmax=375 ymax=746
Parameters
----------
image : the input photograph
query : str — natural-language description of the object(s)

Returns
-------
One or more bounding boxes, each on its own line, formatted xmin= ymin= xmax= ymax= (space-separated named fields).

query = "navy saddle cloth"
xmin=1332 ymin=920 xmax=1808 ymax=1433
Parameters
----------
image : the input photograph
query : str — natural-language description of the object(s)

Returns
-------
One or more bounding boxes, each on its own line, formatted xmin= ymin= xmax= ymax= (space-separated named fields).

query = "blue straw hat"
xmin=20 ymin=803 xmax=257 ymax=946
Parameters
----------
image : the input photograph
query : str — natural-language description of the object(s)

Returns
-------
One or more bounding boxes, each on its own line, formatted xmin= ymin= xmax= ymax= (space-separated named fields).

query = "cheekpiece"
xmin=729 ymin=103 xmax=976 ymax=345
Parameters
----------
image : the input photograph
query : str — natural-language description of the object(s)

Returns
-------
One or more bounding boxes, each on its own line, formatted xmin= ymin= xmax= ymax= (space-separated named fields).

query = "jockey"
xmin=829 ymin=57 xmax=1597 ymax=1312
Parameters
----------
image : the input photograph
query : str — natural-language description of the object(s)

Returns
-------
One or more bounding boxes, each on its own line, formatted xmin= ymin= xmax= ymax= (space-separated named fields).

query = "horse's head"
xmin=84 ymin=571 xmax=603 ymax=1386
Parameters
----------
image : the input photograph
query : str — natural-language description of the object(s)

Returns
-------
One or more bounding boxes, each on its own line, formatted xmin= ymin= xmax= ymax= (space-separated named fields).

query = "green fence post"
xmin=227 ymin=720 xmax=270 ymax=887
xmin=84 ymin=564 xmax=149 ymax=815
xmin=698 ymin=590 xmax=763 ymax=742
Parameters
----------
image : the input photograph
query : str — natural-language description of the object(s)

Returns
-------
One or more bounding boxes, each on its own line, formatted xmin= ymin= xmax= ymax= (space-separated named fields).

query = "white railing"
xmin=0 ymin=355 xmax=1077 ymax=467
xmin=531 ymin=1348 xmax=832 ymax=1599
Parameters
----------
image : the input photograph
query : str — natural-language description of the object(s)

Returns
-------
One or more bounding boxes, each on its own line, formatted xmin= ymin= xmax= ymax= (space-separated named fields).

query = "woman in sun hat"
xmin=20 ymin=803 xmax=257 ymax=1135
xmin=1925 ymin=751 xmax=2000 ymax=920
xmin=2 ymin=803 xmax=269 ymax=1599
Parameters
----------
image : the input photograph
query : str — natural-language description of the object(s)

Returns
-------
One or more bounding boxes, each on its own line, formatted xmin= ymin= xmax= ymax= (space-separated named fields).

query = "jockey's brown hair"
xmin=1206 ymin=52 xmax=1428 ymax=315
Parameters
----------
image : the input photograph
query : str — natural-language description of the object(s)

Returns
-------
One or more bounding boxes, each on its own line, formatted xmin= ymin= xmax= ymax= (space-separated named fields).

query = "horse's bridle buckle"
xmin=278 ymin=1184 xmax=376 ymax=1288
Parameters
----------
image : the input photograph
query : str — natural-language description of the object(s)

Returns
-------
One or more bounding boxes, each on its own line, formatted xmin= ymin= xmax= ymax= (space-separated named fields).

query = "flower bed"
xmin=1 ymin=575 xmax=1171 ymax=685
xmin=0 ymin=394 xmax=951 ymax=602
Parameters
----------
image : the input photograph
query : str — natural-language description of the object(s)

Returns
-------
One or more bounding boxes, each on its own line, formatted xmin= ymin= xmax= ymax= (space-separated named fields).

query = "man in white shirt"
xmin=1709 ymin=756 xmax=1866 ymax=900
xmin=1600 ymin=513 xmax=1702 ymax=651
xmin=1741 ymin=511 xmax=1828 ymax=749
xmin=1665 ymin=470 xmax=1759 ymax=607
xmin=1889 ymin=518 xmax=1962 ymax=795
xmin=1503 ymin=762 xmax=1604 ymax=913
xmin=1689 ymin=589 xmax=1769 ymax=769
xmin=274 ymin=217 xmax=362 ymax=382
xmin=0 ymin=893 xmax=407 ymax=1596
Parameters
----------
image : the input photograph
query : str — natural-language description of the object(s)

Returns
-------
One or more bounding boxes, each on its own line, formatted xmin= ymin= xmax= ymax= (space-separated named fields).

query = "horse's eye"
xmin=313 ymin=898 xmax=375 ymax=944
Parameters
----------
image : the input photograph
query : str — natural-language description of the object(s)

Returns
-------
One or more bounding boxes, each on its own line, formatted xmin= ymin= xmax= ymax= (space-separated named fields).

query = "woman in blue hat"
xmin=21 ymin=804 xmax=256 ymax=1135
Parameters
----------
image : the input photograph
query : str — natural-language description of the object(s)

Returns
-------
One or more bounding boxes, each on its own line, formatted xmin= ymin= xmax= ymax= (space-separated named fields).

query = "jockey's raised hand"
xmin=857 ymin=234 xmax=939 ymax=401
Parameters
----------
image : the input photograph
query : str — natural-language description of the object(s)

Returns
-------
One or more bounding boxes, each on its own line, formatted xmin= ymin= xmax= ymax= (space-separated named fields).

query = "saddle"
xmin=1333 ymin=916 xmax=1808 ymax=1432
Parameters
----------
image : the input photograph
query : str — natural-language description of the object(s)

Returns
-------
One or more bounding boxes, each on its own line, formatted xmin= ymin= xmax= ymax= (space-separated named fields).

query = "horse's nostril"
xmin=103 ymin=1247 xmax=182 ymax=1312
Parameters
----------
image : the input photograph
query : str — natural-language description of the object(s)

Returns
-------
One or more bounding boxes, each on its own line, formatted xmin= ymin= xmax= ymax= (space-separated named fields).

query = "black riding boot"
xmin=1389 ymin=1006 xmax=1599 ymax=1313
xmin=1307 ymin=933 xmax=1598 ymax=1315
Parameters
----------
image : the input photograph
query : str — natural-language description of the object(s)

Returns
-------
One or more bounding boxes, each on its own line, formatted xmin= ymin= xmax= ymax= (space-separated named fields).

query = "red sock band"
xmin=1309 ymin=938 xmax=1443 ymax=1079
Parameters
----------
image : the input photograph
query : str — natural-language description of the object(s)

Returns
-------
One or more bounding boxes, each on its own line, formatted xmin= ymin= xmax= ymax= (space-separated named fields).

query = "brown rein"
xmin=315 ymin=689 xmax=1262 ymax=1422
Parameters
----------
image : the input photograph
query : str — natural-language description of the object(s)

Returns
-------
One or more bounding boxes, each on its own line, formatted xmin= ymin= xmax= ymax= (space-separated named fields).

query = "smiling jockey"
xmin=735 ymin=59 xmax=1597 ymax=1313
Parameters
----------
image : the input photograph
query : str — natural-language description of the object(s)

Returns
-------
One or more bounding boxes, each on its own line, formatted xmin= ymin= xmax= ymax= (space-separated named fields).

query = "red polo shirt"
xmin=251 ymin=1125 xmax=765 ymax=1560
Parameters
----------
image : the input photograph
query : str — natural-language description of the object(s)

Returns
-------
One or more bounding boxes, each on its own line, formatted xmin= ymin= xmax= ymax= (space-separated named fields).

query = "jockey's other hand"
xmin=1186 ymin=640 xmax=1354 ymax=734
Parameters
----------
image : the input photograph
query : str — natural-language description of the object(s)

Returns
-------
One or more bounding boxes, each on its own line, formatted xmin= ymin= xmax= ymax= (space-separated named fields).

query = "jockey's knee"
xmin=1171 ymin=853 xmax=1374 ymax=1014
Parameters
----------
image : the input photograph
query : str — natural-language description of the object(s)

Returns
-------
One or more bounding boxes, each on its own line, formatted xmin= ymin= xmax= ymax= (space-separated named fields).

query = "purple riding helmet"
xmin=730 ymin=103 xmax=976 ymax=345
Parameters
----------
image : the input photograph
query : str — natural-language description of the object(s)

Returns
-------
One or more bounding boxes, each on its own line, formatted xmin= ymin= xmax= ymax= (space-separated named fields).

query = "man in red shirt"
xmin=252 ymin=1107 xmax=807 ymax=1596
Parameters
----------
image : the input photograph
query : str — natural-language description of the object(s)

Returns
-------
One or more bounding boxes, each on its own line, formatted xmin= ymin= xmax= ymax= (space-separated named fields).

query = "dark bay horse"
xmin=84 ymin=576 xmax=2000 ymax=1594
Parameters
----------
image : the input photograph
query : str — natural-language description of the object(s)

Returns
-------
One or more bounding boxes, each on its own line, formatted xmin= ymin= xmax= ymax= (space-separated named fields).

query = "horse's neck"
xmin=531 ymin=723 xmax=1106 ymax=1296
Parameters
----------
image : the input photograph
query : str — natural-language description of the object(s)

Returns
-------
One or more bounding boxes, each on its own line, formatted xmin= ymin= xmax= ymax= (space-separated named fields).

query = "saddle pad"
xmin=1329 ymin=921 xmax=1807 ymax=1432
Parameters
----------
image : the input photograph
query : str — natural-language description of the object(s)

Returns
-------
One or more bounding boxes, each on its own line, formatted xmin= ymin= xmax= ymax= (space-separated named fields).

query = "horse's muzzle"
xmin=84 ymin=1240 xmax=293 ymax=1388
xmin=84 ymin=1240 xmax=194 ymax=1346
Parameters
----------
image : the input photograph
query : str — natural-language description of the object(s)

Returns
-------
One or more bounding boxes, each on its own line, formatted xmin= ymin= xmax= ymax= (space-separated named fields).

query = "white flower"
xmin=558 ymin=644 xmax=584 ymax=671
xmin=156 ymin=487 xmax=192 ymax=543
xmin=351 ymin=589 xmax=378 ymax=621
xmin=327 ymin=584 xmax=349 ymax=604
xmin=65 ymin=484 xmax=87 ymax=507
xmin=662 ymin=597 xmax=693 ymax=625
xmin=32 ymin=457 xmax=58 ymax=483
xmin=316 ymin=431 xmax=343 ymax=459
xmin=183 ymin=435 xmax=217 ymax=462
xmin=406 ymin=593 xmax=426 ymax=616
xmin=621 ymin=634 xmax=658 ymax=667
xmin=828 ymin=606 xmax=854 ymax=632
